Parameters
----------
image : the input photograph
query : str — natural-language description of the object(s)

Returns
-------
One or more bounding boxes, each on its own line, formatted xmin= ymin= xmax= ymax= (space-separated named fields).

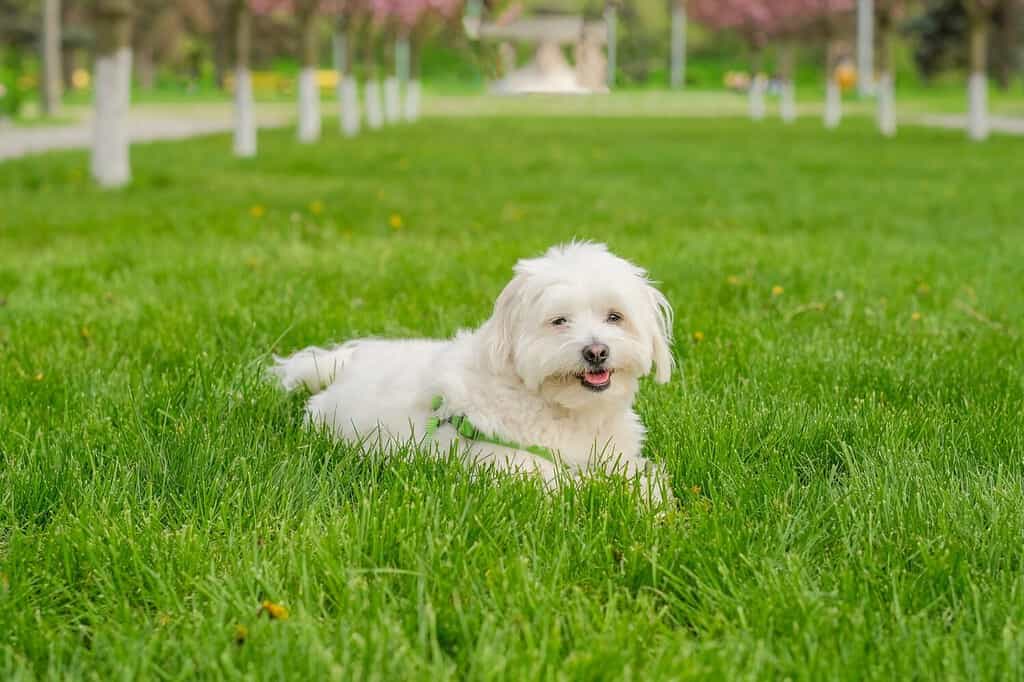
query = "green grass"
xmin=1 ymin=114 xmax=1023 ymax=680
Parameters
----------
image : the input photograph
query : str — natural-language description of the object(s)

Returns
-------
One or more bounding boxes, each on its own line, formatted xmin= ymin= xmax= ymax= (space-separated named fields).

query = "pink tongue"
xmin=584 ymin=370 xmax=610 ymax=385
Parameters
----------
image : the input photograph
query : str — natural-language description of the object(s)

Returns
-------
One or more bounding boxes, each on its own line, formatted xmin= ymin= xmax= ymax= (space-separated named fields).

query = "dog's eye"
xmin=551 ymin=317 xmax=569 ymax=327
xmin=606 ymin=312 xmax=623 ymax=324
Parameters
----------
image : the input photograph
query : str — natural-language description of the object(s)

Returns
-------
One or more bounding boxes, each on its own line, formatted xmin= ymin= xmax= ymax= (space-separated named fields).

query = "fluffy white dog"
xmin=272 ymin=242 xmax=675 ymax=501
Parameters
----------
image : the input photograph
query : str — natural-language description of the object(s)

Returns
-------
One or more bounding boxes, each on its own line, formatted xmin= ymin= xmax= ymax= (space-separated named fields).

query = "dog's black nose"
xmin=582 ymin=343 xmax=610 ymax=365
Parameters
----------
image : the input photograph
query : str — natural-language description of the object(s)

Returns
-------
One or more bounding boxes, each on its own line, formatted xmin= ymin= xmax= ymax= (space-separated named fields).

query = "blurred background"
xmin=1 ymin=0 xmax=1022 ymax=182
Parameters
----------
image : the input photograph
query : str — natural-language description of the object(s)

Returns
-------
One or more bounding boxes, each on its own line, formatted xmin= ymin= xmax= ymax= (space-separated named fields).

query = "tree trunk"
xmin=233 ymin=0 xmax=256 ymax=156
xmin=778 ymin=41 xmax=796 ymax=123
xmin=381 ymin=30 xmax=400 ymax=124
xmin=91 ymin=0 xmax=133 ymax=188
xmin=967 ymin=11 xmax=988 ymax=141
xmin=363 ymin=31 xmax=383 ymax=129
xmin=297 ymin=3 xmax=321 ymax=143
xmin=41 ymin=0 xmax=62 ymax=116
xmin=748 ymin=46 xmax=765 ymax=121
xmin=135 ymin=47 xmax=155 ymax=89
xmin=404 ymin=35 xmax=421 ymax=122
xmin=337 ymin=18 xmax=360 ymax=136
xmin=605 ymin=3 xmax=617 ymax=88
xmin=669 ymin=0 xmax=686 ymax=89
xmin=876 ymin=14 xmax=896 ymax=136
xmin=823 ymin=38 xmax=842 ymax=129
xmin=856 ymin=0 xmax=874 ymax=96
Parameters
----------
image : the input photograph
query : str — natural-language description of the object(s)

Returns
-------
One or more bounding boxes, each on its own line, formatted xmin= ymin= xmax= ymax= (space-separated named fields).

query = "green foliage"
xmin=1 ymin=115 xmax=1023 ymax=679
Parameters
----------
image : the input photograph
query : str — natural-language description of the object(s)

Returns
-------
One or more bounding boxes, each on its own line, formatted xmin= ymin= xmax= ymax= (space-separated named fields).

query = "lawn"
xmin=1 ymin=114 xmax=1023 ymax=680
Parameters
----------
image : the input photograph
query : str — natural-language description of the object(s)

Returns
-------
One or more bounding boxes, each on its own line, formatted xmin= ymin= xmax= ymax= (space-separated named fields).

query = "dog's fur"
xmin=272 ymin=242 xmax=674 ymax=499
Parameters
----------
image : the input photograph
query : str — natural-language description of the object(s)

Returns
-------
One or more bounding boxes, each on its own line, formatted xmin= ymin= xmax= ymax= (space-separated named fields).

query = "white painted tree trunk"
xmin=967 ymin=71 xmax=988 ymax=141
xmin=365 ymin=79 xmax=383 ymax=129
xmin=780 ymin=81 xmax=796 ymax=123
xmin=384 ymin=76 xmax=400 ymax=123
xmin=340 ymin=77 xmax=360 ymax=136
xmin=670 ymin=3 xmax=686 ymax=89
xmin=404 ymin=80 xmax=421 ymax=122
xmin=297 ymin=67 xmax=321 ymax=142
xmin=877 ymin=72 xmax=896 ymax=137
xmin=91 ymin=47 xmax=132 ymax=188
xmin=824 ymin=80 xmax=842 ymax=129
xmin=233 ymin=67 xmax=257 ymax=156
xmin=748 ymin=75 xmax=766 ymax=121
xmin=856 ymin=0 xmax=874 ymax=96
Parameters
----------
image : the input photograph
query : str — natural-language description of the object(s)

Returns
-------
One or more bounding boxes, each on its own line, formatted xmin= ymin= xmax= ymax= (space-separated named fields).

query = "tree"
xmin=231 ymin=0 xmax=256 ymax=155
xmin=875 ymin=0 xmax=905 ymax=136
xmin=691 ymin=0 xmax=785 ymax=121
xmin=670 ymin=0 xmax=686 ymax=88
xmin=963 ymin=0 xmax=1002 ymax=140
xmin=91 ymin=0 xmax=133 ymax=188
xmin=41 ymin=0 xmax=62 ymax=116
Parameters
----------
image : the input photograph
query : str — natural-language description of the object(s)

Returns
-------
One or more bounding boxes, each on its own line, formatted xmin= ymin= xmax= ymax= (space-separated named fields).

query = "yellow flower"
xmin=34 ymin=372 xmax=44 ymax=381
xmin=727 ymin=275 xmax=741 ymax=286
xmin=911 ymin=311 xmax=922 ymax=321
xmin=309 ymin=200 xmax=324 ymax=215
xmin=771 ymin=285 xmax=784 ymax=297
xmin=389 ymin=213 xmax=403 ymax=230
xmin=259 ymin=600 xmax=289 ymax=620
xmin=690 ymin=485 xmax=702 ymax=496
xmin=249 ymin=204 xmax=265 ymax=218
xmin=233 ymin=624 xmax=249 ymax=646
xmin=916 ymin=282 xmax=931 ymax=295
xmin=692 ymin=331 xmax=705 ymax=342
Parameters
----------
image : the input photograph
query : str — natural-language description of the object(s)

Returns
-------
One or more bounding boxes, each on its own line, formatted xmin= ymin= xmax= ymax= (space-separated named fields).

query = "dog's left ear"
xmin=646 ymin=283 xmax=674 ymax=383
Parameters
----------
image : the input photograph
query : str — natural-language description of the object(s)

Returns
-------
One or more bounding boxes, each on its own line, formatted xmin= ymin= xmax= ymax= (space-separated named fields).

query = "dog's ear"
xmin=478 ymin=273 xmax=526 ymax=372
xmin=646 ymin=283 xmax=674 ymax=383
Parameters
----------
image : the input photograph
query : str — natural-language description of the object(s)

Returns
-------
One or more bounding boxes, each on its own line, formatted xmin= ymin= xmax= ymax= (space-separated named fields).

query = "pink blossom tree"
xmin=691 ymin=0 xmax=778 ymax=120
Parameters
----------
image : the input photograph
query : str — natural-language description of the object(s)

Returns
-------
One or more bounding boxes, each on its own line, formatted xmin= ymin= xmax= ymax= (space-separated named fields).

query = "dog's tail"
xmin=270 ymin=342 xmax=359 ymax=394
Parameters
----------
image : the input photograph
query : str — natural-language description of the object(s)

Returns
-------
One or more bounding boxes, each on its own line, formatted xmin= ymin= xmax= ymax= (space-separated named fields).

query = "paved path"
xmin=2 ymin=100 xmax=1022 ymax=162
xmin=0 ymin=104 xmax=292 ymax=161
xmin=914 ymin=114 xmax=1024 ymax=135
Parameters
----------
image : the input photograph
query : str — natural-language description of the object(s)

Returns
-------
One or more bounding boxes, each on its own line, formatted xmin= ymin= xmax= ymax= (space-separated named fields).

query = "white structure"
xmin=91 ymin=47 xmax=132 ymax=187
xmin=670 ymin=2 xmax=686 ymax=89
xmin=365 ymin=79 xmax=383 ymax=129
xmin=384 ymin=76 xmax=401 ymax=123
xmin=297 ymin=67 xmax=321 ymax=142
xmin=404 ymin=80 xmax=422 ymax=122
xmin=748 ymin=75 xmax=766 ymax=121
xmin=967 ymin=72 xmax=989 ymax=141
xmin=479 ymin=15 xmax=609 ymax=94
xmin=824 ymin=80 xmax=842 ymax=129
xmin=877 ymin=73 xmax=896 ymax=136
xmin=856 ymin=0 xmax=874 ymax=96
xmin=340 ymin=77 xmax=360 ymax=136
xmin=233 ymin=67 xmax=257 ymax=156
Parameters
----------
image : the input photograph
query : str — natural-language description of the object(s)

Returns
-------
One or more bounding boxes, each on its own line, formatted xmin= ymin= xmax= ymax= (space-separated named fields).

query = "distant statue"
xmin=474 ymin=8 xmax=609 ymax=95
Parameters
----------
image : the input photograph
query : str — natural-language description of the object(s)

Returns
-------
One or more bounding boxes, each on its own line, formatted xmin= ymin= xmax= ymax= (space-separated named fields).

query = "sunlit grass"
xmin=1 ymin=115 xmax=1023 ymax=679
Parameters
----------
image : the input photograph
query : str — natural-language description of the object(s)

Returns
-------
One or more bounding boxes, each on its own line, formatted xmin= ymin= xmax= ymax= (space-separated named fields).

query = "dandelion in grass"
xmin=233 ymin=624 xmax=248 ymax=646
xmin=34 ymin=372 xmax=44 ymax=381
xmin=309 ymin=200 xmax=324 ymax=215
xmin=772 ymin=285 xmax=784 ymax=297
xmin=692 ymin=331 xmax=705 ymax=343
xmin=249 ymin=204 xmax=265 ymax=218
xmin=917 ymin=282 xmax=931 ymax=295
xmin=389 ymin=213 xmax=404 ymax=230
xmin=259 ymin=600 xmax=289 ymax=620
xmin=727 ymin=275 xmax=741 ymax=286
xmin=911 ymin=312 xmax=922 ymax=321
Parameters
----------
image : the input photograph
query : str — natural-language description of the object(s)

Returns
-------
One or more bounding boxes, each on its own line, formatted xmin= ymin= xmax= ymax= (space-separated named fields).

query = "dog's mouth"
xmin=578 ymin=368 xmax=613 ymax=392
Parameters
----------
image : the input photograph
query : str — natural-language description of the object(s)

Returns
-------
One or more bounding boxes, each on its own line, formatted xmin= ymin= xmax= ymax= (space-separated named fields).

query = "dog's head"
xmin=478 ymin=242 xmax=674 ymax=411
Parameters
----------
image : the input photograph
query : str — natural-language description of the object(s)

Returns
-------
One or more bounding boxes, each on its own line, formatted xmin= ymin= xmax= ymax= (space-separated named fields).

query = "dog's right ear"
xmin=477 ymin=273 xmax=526 ymax=373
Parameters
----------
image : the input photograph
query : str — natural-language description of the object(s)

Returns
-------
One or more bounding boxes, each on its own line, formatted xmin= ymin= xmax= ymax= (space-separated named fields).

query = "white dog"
xmin=272 ymin=242 xmax=675 ymax=501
